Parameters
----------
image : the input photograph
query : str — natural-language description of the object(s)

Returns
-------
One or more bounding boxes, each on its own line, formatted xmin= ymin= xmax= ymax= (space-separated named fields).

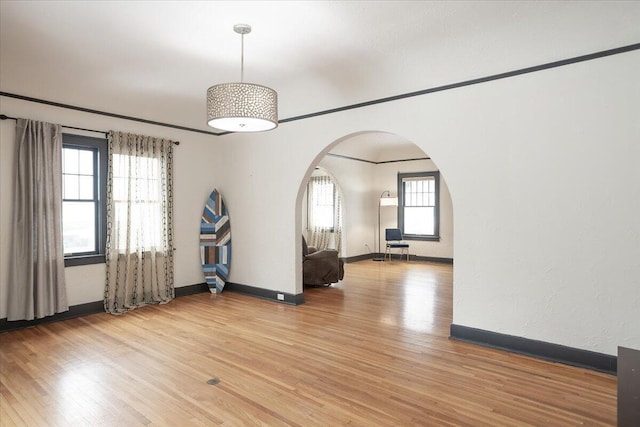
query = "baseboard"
xmin=343 ymin=253 xmax=453 ymax=264
xmin=1 ymin=282 xmax=210 ymax=333
xmin=1 ymin=281 xmax=305 ymax=333
xmin=450 ymin=324 xmax=617 ymax=374
xmin=411 ymin=255 xmax=453 ymax=263
xmin=342 ymin=253 xmax=373 ymax=263
xmin=0 ymin=300 xmax=104 ymax=333
xmin=175 ymin=282 xmax=209 ymax=297
xmin=180 ymin=281 xmax=305 ymax=306
xmin=225 ymin=282 xmax=305 ymax=305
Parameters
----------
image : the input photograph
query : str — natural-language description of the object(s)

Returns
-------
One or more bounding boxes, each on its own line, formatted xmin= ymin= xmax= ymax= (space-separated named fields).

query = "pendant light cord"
xmin=240 ymin=32 xmax=244 ymax=83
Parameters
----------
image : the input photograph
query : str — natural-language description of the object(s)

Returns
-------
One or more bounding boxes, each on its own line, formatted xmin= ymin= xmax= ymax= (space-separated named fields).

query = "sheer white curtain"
xmin=8 ymin=119 xmax=68 ymax=320
xmin=104 ymin=131 xmax=174 ymax=314
xmin=307 ymin=175 xmax=343 ymax=253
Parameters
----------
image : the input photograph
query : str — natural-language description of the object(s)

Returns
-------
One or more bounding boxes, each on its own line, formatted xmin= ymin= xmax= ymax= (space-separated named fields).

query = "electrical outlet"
xmin=277 ymin=293 xmax=285 ymax=301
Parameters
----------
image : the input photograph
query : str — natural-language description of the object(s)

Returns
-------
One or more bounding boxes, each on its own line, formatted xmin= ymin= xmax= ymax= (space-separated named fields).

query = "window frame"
xmin=62 ymin=134 xmax=107 ymax=267
xmin=397 ymin=171 xmax=440 ymax=241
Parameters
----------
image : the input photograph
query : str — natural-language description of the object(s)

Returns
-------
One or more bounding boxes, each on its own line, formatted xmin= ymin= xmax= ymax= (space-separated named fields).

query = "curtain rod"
xmin=0 ymin=114 xmax=180 ymax=145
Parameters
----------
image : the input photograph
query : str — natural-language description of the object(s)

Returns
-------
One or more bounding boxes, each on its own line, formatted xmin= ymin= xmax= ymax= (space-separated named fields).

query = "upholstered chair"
xmin=302 ymin=236 xmax=344 ymax=286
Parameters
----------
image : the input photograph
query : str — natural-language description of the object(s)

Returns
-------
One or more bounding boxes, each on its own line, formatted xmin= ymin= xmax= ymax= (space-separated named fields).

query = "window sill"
xmin=64 ymin=254 xmax=105 ymax=267
xmin=403 ymin=235 xmax=440 ymax=242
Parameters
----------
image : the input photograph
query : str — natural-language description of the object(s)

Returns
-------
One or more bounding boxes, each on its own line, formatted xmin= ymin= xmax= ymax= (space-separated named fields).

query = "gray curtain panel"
xmin=104 ymin=131 xmax=174 ymax=314
xmin=8 ymin=119 xmax=68 ymax=321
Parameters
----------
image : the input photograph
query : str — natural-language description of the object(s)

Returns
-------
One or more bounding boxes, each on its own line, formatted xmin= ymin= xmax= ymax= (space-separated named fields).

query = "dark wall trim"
xmin=377 ymin=157 xmax=431 ymax=164
xmin=342 ymin=254 xmax=374 ymax=263
xmin=175 ymin=283 xmax=209 ymax=297
xmin=0 ymin=93 xmax=223 ymax=136
xmin=0 ymin=281 xmax=305 ymax=333
xmin=279 ymin=43 xmax=640 ymax=125
xmin=225 ymin=282 xmax=305 ymax=305
xmin=450 ymin=324 xmax=617 ymax=375
xmin=1 ymin=282 xmax=210 ymax=333
xmin=326 ymin=153 xmax=431 ymax=165
xmin=1 ymin=114 xmax=180 ymax=144
xmin=0 ymin=300 xmax=104 ymax=333
xmin=383 ymin=253 xmax=453 ymax=263
xmin=2 ymin=43 xmax=638 ymax=139
xmin=326 ymin=153 xmax=376 ymax=164
xmin=343 ymin=253 xmax=453 ymax=264
xmin=409 ymin=255 xmax=453 ymax=264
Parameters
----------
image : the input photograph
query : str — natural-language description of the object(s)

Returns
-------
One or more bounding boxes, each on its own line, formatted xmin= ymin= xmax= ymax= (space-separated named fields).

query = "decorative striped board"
xmin=200 ymin=189 xmax=231 ymax=293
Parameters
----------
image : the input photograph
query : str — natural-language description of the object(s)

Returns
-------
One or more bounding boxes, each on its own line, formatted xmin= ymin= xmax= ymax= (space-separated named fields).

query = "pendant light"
xmin=207 ymin=24 xmax=278 ymax=132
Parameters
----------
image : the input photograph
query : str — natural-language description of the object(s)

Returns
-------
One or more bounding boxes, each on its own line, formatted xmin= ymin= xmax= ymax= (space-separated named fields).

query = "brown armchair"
xmin=302 ymin=236 xmax=344 ymax=286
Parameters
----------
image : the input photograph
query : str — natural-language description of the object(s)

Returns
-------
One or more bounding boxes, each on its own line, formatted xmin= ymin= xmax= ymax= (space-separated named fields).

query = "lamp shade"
xmin=207 ymin=82 xmax=278 ymax=132
xmin=380 ymin=196 xmax=398 ymax=206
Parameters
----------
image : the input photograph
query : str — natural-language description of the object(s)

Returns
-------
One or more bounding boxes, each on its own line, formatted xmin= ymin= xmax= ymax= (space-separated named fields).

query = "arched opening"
xmin=295 ymin=131 xmax=454 ymax=307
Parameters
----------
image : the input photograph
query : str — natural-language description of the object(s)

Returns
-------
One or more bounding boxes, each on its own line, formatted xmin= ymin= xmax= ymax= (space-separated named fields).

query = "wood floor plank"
xmin=0 ymin=261 xmax=615 ymax=426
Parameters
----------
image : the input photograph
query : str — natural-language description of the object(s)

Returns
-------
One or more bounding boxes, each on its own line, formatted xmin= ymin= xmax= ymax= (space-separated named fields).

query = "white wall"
xmin=225 ymin=51 xmax=639 ymax=355
xmin=2 ymin=51 xmax=638 ymax=357
xmin=0 ymin=97 xmax=225 ymax=318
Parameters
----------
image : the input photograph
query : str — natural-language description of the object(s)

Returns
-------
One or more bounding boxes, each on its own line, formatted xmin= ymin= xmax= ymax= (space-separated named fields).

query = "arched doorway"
xmin=296 ymin=131 xmax=454 ymax=293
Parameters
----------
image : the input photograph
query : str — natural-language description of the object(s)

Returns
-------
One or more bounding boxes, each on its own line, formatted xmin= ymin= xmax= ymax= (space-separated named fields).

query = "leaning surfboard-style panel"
xmin=199 ymin=189 xmax=231 ymax=293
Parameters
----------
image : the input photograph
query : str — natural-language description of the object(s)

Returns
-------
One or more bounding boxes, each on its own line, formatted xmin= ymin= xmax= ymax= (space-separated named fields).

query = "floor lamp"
xmin=373 ymin=190 xmax=398 ymax=261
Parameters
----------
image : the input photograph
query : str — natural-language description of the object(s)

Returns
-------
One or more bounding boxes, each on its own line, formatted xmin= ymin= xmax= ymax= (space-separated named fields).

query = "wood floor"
xmin=1 ymin=261 xmax=616 ymax=426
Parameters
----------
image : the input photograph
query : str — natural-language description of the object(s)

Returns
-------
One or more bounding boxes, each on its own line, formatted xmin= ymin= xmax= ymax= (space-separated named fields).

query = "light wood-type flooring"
xmin=0 ymin=261 xmax=616 ymax=426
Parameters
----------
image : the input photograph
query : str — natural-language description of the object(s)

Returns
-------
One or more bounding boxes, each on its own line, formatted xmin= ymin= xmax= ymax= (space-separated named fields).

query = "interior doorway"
xmin=297 ymin=131 xmax=453 ymax=272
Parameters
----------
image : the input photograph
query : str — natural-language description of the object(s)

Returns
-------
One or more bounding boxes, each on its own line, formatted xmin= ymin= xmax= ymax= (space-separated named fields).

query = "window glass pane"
xmin=63 ymin=148 xmax=78 ymax=174
xmin=62 ymin=136 xmax=108 ymax=260
xmin=112 ymin=154 xmax=165 ymax=251
xmin=113 ymin=201 xmax=163 ymax=251
xmin=314 ymin=205 xmax=333 ymax=229
xmin=310 ymin=180 xmax=334 ymax=229
xmin=63 ymin=201 xmax=96 ymax=254
xmin=404 ymin=207 xmax=434 ymax=235
xmin=64 ymin=175 xmax=79 ymax=199
xmin=399 ymin=172 xmax=438 ymax=238
xmin=79 ymin=150 xmax=93 ymax=175
xmin=79 ymin=176 xmax=94 ymax=199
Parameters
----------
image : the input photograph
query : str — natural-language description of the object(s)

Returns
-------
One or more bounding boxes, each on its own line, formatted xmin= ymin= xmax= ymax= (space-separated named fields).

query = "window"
xmin=111 ymin=153 xmax=164 ymax=251
xmin=398 ymin=171 xmax=440 ymax=241
xmin=62 ymin=134 xmax=107 ymax=266
xmin=307 ymin=176 xmax=336 ymax=231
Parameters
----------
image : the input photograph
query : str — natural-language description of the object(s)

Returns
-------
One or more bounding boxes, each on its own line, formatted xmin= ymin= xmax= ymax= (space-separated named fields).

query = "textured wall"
xmin=1 ymin=50 xmax=638 ymax=356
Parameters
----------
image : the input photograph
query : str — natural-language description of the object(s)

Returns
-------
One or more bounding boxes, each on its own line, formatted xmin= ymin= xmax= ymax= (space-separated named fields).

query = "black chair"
xmin=385 ymin=228 xmax=410 ymax=261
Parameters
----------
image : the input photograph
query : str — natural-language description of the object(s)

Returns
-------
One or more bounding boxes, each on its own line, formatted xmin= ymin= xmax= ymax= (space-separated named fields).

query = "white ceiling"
xmin=1 ymin=1 xmax=639 ymax=157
